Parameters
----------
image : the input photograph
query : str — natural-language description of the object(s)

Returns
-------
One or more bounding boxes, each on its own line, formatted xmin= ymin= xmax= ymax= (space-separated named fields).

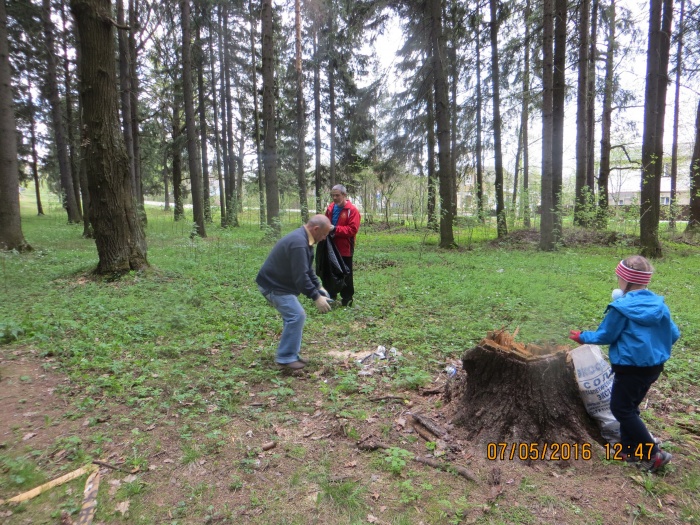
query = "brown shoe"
xmin=278 ymin=360 xmax=306 ymax=370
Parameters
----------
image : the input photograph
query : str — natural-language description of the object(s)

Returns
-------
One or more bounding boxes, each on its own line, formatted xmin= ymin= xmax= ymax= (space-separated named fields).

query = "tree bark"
xmin=26 ymin=79 xmax=44 ymax=216
xmin=640 ymin=0 xmax=673 ymax=258
xmin=207 ymin=10 xmax=224 ymax=225
xmin=217 ymin=5 xmax=229 ymax=226
xmin=172 ymin=94 xmax=184 ymax=221
xmin=250 ymin=0 xmax=264 ymax=225
xmin=426 ymin=74 xmax=437 ymax=229
xmin=574 ymin=0 xmax=590 ymax=226
xmin=261 ymin=0 xmax=279 ymax=235
xmin=686 ymin=99 xmax=700 ymax=234
xmin=181 ymin=0 xmax=206 ymax=238
xmin=70 ymin=0 xmax=148 ymax=273
xmin=669 ymin=0 xmax=685 ymax=231
xmin=429 ymin=0 xmax=454 ymax=248
xmin=313 ymin=18 xmax=322 ymax=214
xmin=117 ymin=0 xmax=136 ymax=204
xmin=586 ymin=0 xmax=598 ymax=192
xmin=551 ymin=0 xmax=567 ymax=241
xmin=597 ymin=0 xmax=615 ymax=229
xmin=43 ymin=0 xmax=81 ymax=223
xmin=295 ymin=0 xmax=308 ymax=223
xmin=128 ymin=0 xmax=144 ymax=219
xmin=223 ymin=9 xmax=238 ymax=227
xmin=328 ymin=7 xmax=336 ymax=188
xmin=0 ymin=0 xmax=30 ymax=252
xmin=474 ymin=12 xmax=484 ymax=223
xmin=489 ymin=0 xmax=507 ymax=238
xmin=521 ymin=0 xmax=531 ymax=228
xmin=540 ymin=0 xmax=555 ymax=250
xmin=450 ymin=331 xmax=601 ymax=446
xmin=196 ymin=11 xmax=211 ymax=223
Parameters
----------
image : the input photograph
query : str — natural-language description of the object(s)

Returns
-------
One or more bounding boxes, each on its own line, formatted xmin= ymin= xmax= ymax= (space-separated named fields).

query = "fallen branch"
xmin=410 ymin=413 xmax=447 ymax=439
xmin=91 ymin=460 xmax=131 ymax=473
xmin=369 ymin=396 xmax=407 ymax=403
xmin=0 ymin=464 xmax=98 ymax=505
xmin=412 ymin=424 xmax=435 ymax=442
xmin=76 ymin=469 xmax=100 ymax=525
xmin=356 ymin=439 xmax=477 ymax=483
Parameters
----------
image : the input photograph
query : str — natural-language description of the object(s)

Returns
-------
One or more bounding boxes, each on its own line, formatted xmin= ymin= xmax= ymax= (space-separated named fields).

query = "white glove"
xmin=314 ymin=295 xmax=332 ymax=313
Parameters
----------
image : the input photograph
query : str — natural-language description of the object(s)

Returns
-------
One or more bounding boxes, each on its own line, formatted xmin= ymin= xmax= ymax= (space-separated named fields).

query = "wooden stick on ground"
xmin=0 ymin=464 xmax=98 ymax=505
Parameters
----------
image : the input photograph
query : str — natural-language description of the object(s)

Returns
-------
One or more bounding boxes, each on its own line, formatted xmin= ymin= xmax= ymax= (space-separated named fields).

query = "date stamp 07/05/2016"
xmin=486 ymin=442 xmax=593 ymax=461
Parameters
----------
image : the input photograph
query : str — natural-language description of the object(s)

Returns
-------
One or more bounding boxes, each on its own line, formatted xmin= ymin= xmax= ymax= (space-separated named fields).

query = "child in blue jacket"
xmin=570 ymin=255 xmax=680 ymax=472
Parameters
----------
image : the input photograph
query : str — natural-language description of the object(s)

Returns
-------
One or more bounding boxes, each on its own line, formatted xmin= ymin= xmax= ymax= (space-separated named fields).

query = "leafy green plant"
xmin=383 ymin=447 xmax=413 ymax=475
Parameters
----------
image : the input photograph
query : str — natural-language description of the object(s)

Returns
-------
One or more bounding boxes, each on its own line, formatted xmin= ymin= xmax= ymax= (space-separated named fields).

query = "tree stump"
xmin=450 ymin=330 xmax=602 ymax=446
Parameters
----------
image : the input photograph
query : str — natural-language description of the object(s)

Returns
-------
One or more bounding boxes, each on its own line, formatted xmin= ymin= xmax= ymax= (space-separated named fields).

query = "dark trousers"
xmin=610 ymin=370 xmax=661 ymax=459
xmin=330 ymin=256 xmax=354 ymax=305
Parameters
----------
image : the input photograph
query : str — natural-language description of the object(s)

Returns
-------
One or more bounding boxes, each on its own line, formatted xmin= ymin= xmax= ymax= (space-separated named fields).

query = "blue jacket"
xmin=579 ymin=289 xmax=680 ymax=367
xmin=256 ymin=227 xmax=322 ymax=300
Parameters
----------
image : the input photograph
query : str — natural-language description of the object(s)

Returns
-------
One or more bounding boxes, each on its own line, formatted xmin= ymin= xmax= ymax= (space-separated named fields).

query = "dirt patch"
xmin=0 ymin=350 xmax=696 ymax=524
xmin=488 ymin=228 xmax=639 ymax=249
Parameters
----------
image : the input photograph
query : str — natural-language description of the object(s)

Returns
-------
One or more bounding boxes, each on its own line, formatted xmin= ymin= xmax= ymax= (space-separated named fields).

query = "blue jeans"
xmin=258 ymin=286 xmax=306 ymax=364
xmin=610 ymin=371 xmax=661 ymax=459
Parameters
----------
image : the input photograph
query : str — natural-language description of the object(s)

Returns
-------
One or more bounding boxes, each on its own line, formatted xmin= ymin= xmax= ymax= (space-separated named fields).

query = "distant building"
xmin=608 ymin=172 xmax=690 ymax=206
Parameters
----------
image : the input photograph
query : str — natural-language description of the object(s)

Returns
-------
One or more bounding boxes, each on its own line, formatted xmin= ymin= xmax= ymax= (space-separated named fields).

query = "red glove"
xmin=569 ymin=330 xmax=583 ymax=344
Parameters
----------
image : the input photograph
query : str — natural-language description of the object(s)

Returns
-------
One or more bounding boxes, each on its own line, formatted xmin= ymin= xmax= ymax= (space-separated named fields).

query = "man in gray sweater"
xmin=256 ymin=215 xmax=334 ymax=369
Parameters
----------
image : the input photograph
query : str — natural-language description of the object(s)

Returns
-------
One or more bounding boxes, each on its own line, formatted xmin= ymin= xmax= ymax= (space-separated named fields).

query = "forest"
xmin=1 ymin=0 xmax=700 ymax=264
xmin=2 ymin=0 xmax=700 ymax=523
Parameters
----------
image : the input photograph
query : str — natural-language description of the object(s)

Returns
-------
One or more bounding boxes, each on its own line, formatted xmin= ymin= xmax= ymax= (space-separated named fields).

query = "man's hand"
xmin=315 ymin=295 xmax=332 ymax=313
xmin=318 ymin=287 xmax=330 ymax=299
xmin=569 ymin=330 xmax=583 ymax=344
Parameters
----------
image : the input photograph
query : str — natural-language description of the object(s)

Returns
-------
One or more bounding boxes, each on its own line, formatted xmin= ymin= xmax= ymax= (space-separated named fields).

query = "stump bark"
xmin=451 ymin=330 xmax=602 ymax=446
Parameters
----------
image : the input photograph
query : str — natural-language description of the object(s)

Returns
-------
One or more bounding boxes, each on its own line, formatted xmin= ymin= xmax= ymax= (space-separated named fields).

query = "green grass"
xmin=2 ymin=197 xmax=700 ymax=523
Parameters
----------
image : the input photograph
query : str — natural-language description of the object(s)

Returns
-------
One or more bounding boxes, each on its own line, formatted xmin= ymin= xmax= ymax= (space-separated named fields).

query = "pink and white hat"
xmin=615 ymin=261 xmax=652 ymax=285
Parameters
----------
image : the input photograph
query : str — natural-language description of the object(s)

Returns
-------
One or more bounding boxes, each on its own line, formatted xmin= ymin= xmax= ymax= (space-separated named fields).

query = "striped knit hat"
xmin=615 ymin=260 xmax=653 ymax=285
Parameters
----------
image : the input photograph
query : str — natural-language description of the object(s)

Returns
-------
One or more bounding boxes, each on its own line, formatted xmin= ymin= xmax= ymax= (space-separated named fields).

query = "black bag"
xmin=316 ymin=236 xmax=350 ymax=296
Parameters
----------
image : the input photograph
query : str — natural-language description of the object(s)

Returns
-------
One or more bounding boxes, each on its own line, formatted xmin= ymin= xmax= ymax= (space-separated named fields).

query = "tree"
xmin=540 ymin=0 xmax=555 ymax=250
xmin=669 ymin=0 xmax=685 ymax=231
xmin=574 ymin=0 xmax=590 ymax=226
xmin=294 ymin=0 xmax=308 ymax=223
xmin=181 ymin=0 xmax=206 ymax=238
xmin=686 ymin=99 xmax=700 ymax=235
xmin=639 ymin=0 xmax=673 ymax=258
xmin=428 ymin=0 xmax=454 ymax=248
xmin=261 ymin=0 xmax=280 ymax=236
xmin=43 ymin=0 xmax=81 ymax=223
xmin=0 ymin=0 xmax=30 ymax=252
xmin=520 ymin=0 xmax=531 ymax=228
xmin=249 ymin=0 xmax=264 ymax=227
xmin=70 ymin=0 xmax=148 ymax=273
xmin=551 ymin=0 xmax=567 ymax=241
xmin=489 ymin=0 xmax=507 ymax=238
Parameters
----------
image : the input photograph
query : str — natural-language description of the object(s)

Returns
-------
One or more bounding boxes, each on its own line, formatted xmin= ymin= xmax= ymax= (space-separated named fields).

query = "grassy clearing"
xmin=1 ymin=199 xmax=700 ymax=524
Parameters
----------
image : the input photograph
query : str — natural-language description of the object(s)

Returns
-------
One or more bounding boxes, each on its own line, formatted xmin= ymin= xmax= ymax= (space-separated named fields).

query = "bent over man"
xmin=256 ymin=215 xmax=334 ymax=370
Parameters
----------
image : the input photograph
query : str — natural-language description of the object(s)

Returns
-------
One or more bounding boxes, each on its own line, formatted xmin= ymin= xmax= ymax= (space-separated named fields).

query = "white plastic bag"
xmin=570 ymin=344 xmax=620 ymax=444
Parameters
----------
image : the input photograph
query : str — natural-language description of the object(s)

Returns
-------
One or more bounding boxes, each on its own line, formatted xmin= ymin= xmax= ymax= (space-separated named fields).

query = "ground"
xmin=1 ymin=345 xmax=696 ymax=525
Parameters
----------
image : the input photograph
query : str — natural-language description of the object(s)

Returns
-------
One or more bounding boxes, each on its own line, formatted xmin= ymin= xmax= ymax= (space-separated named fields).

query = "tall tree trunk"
xmin=313 ymin=20 xmax=322 ymax=214
xmin=512 ymin=123 xmax=521 ymax=213
xmin=426 ymin=75 xmax=437 ymax=229
xmin=60 ymin=0 xmax=81 ymax=218
xmin=586 ymin=0 xmax=598 ymax=191
xmin=74 ymin=27 xmax=92 ymax=237
xmin=128 ymin=0 xmax=143 ymax=216
xmin=640 ymin=0 xmax=673 ymax=258
xmin=686 ymin=99 xmax=700 ymax=234
xmin=295 ymin=0 xmax=308 ymax=223
xmin=26 ymin=80 xmax=44 ymax=216
xmin=207 ymin=13 xmax=224 ymax=225
xmin=117 ymin=0 xmax=136 ymax=202
xmin=540 ymin=0 xmax=555 ymax=250
xmin=551 ymin=0 xmax=567 ymax=242
xmin=521 ymin=0 xmax=531 ymax=228
xmin=223 ymin=11 xmax=238 ymax=227
xmin=43 ymin=0 xmax=80 ymax=223
xmin=429 ymin=0 xmax=454 ymax=248
xmin=261 ymin=0 xmax=279 ymax=235
xmin=489 ymin=0 xmax=507 ymax=238
xmin=250 ymin=0 xmax=264 ymax=225
xmin=218 ymin=5 xmax=229 ymax=226
xmin=328 ymin=7 xmax=336 ymax=188
xmin=474 ymin=17 xmax=484 ymax=223
xmin=236 ymin=96 xmax=245 ymax=213
xmin=172 ymin=94 xmax=184 ymax=221
xmin=0 ymin=0 xmax=30 ymax=251
xmin=70 ymin=0 xmax=148 ymax=273
xmin=574 ymin=0 xmax=590 ymax=226
xmin=596 ymin=0 xmax=615 ymax=229
xmin=448 ymin=18 xmax=458 ymax=219
xmin=669 ymin=0 xmax=684 ymax=231
xmin=162 ymin=108 xmax=170 ymax=212
xmin=181 ymin=0 xmax=206 ymax=237
xmin=196 ymin=11 xmax=211 ymax=223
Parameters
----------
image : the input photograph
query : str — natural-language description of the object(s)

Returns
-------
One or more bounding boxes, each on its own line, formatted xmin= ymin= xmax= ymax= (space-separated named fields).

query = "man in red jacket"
xmin=324 ymin=184 xmax=361 ymax=306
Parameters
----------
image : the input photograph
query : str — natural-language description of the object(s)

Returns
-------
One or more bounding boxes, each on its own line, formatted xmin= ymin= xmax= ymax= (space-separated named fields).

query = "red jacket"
xmin=325 ymin=200 xmax=360 ymax=257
